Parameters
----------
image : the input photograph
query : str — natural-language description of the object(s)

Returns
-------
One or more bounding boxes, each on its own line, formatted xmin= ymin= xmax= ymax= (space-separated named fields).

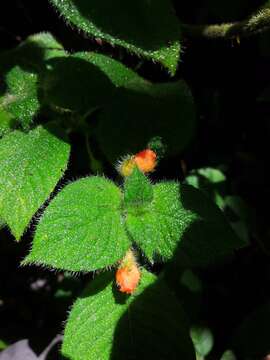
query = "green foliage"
xmin=220 ymin=350 xmax=237 ymax=360
xmin=24 ymin=166 xmax=244 ymax=271
xmin=124 ymin=167 xmax=153 ymax=208
xmin=75 ymin=52 xmax=146 ymax=89
xmin=62 ymin=270 xmax=195 ymax=360
xmin=0 ymin=66 xmax=39 ymax=129
xmin=190 ymin=326 xmax=214 ymax=357
xmin=0 ymin=108 xmax=15 ymax=137
xmin=0 ymin=125 xmax=70 ymax=239
xmin=24 ymin=177 xmax=130 ymax=271
xmin=42 ymin=55 xmax=114 ymax=113
xmin=175 ymin=184 xmax=246 ymax=268
xmin=185 ymin=167 xmax=226 ymax=210
xmin=0 ymin=0 xmax=257 ymax=355
xmin=0 ymin=339 xmax=8 ymax=351
xmin=0 ymin=32 xmax=65 ymax=132
xmin=49 ymin=0 xmax=182 ymax=74
xmin=126 ymin=181 xmax=187 ymax=261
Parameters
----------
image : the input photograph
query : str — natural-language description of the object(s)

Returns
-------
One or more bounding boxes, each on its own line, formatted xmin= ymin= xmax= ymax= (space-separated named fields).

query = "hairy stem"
xmin=181 ymin=4 xmax=270 ymax=40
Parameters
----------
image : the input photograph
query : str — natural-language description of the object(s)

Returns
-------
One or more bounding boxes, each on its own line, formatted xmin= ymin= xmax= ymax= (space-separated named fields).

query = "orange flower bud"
xmin=134 ymin=149 xmax=157 ymax=173
xmin=116 ymin=249 xmax=140 ymax=294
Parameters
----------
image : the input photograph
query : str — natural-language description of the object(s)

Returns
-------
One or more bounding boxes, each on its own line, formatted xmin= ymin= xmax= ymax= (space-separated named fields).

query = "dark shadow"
xmin=95 ymin=81 xmax=196 ymax=164
xmin=41 ymin=56 xmax=115 ymax=113
xmin=69 ymin=0 xmax=180 ymax=51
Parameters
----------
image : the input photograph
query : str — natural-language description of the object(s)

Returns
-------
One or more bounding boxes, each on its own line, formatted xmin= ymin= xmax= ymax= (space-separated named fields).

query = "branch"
xmin=181 ymin=3 xmax=270 ymax=40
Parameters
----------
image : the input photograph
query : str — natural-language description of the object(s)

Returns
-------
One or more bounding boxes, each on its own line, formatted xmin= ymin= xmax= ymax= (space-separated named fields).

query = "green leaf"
xmin=42 ymin=55 xmax=115 ymax=113
xmin=0 ymin=33 xmax=65 ymax=128
xmin=0 ymin=66 xmax=39 ymax=128
xmin=49 ymin=0 xmax=182 ymax=74
xmin=62 ymin=270 xmax=195 ymax=360
xmin=24 ymin=177 xmax=130 ymax=271
xmin=124 ymin=167 xmax=153 ymax=209
xmin=0 ymin=339 xmax=8 ymax=350
xmin=0 ymin=108 xmax=16 ymax=137
xmin=220 ymin=350 xmax=237 ymax=360
xmin=126 ymin=182 xmax=186 ymax=262
xmin=0 ymin=32 xmax=65 ymax=75
xmin=0 ymin=125 xmax=70 ymax=240
xmin=96 ymin=80 xmax=196 ymax=163
xmin=190 ymin=326 xmax=214 ymax=357
xmin=42 ymin=51 xmax=148 ymax=114
xmin=75 ymin=52 xmax=147 ymax=89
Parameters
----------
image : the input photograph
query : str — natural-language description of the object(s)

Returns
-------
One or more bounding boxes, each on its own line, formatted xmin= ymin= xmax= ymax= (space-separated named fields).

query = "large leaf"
xmin=24 ymin=177 xmax=130 ymax=271
xmin=62 ymin=270 xmax=195 ymax=360
xmin=42 ymin=52 xmax=147 ymax=114
xmin=49 ymin=0 xmax=182 ymax=74
xmin=126 ymin=182 xmax=188 ymax=262
xmin=126 ymin=182 xmax=245 ymax=266
xmin=96 ymin=80 xmax=196 ymax=163
xmin=174 ymin=184 xmax=247 ymax=268
xmin=0 ymin=125 xmax=70 ymax=240
xmin=75 ymin=52 xmax=147 ymax=89
xmin=42 ymin=56 xmax=114 ymax=113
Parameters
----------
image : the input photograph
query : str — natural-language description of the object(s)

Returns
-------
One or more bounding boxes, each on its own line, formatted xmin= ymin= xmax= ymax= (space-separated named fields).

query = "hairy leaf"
xmin=75 ymin=52 xmax=147 ymax=89
xmin=126 ymin=182 xmax=187 ymax=261
xmin=49 ymin=0 xmax=182 ymax=74
xmin=0 ymin=125 xmax=70 ymax=240
xmin=24 ymin=177 xmax=130 ymax=271
xmin=0 ymin=66 xmax=39 ymax=128
xmin=0 ymin=33 xmax=65 ymax=128
xmin=62 ymin=270 xmax=195 ymax=360
xmin=124 ymin=167 xmax=153 ymax=209
xmin=0 ymin=108 xmax=15 ymax=137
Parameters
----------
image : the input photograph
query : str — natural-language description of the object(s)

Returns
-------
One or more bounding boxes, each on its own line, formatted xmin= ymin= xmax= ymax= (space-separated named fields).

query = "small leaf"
xmin=0 ymin=125 xmax=70 ymax=240
xmin=0 ymin=66 xmax=39 ymax=128
xmin=190 ymin=326 xmax=214 ymax=357
xmin=220 ymin=350 xmax=237 ymax=360
xmin=49 ymin=0 xmax=182 ymax=74
xmin=24 ymin=177 xmax=130 ymax=271
xmin=62 ymin=270 xmax=195 ymax=360
xmin=126 ymin=182 xmax=186 ymax=261
xmin=96 ymin=81 xmax=196 ymax=163
xmin=0 ymin=33 xmax=65 ymax=128
xmin=124 ymin=167 xmax=153 ymax=208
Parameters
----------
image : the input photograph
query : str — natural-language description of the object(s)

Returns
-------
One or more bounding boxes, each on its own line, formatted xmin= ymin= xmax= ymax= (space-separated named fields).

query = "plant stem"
xmin=85 ymin=133 xmax=104 ymax=174
xmin=181 ymin=4 xmax=270 ymax=40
